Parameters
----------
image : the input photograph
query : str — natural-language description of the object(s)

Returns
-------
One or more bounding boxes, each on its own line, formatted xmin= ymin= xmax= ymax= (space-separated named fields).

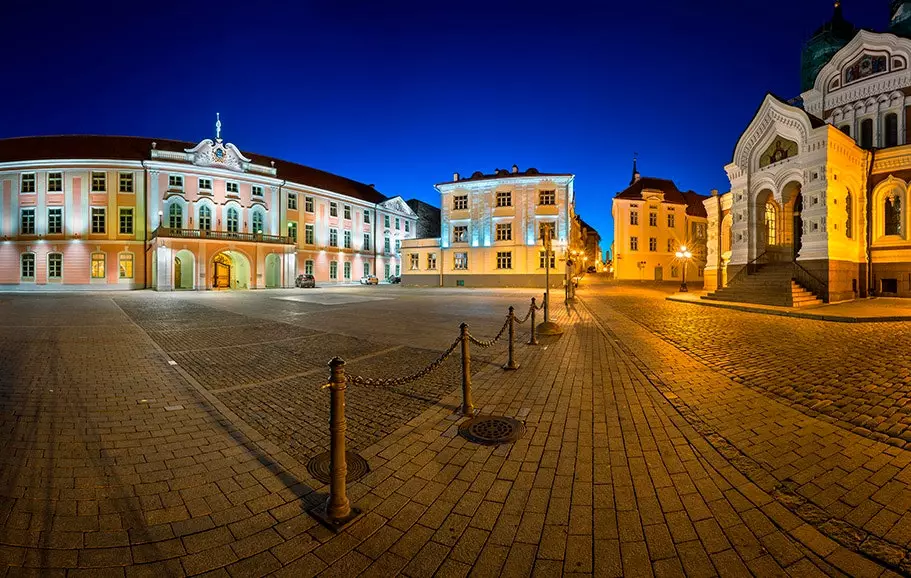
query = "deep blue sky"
xmin=1 ymin=1 xmax=887 ymax=252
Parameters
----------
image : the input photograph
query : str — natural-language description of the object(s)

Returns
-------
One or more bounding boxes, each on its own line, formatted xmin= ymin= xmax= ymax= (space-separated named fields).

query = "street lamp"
xmin=675 ymin=245 xmax=692 ymax=292
xmin=537 ymin=226 xmax=562 ymax=335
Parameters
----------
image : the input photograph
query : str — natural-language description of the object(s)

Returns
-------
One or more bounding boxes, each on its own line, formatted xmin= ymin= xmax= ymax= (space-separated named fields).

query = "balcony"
xmin=150 ymin=227 xmax=293 ymax=245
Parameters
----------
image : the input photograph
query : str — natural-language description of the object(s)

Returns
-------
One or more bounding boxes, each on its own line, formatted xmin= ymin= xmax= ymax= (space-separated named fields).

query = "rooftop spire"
xmin=630 ymin=153 xmax=641 ymax=185
xmin=215 ymin=112 xmax=222 ymax=141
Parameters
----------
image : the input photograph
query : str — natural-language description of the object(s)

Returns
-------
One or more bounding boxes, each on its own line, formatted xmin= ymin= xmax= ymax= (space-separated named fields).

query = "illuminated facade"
xmin=705 ymin=3 xmax=911 ymax=301
xmin=401 ymin=166 xmax=577 ymax=287
xmin=0 ymin=120 xmax=415 ymax=290
xmin=612 ymin=165 xmax=708 ymax=283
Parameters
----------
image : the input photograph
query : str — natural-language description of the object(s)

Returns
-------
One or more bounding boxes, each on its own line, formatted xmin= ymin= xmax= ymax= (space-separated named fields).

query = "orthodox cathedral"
xmin=703 ymin=1 xmax=911 ymax=303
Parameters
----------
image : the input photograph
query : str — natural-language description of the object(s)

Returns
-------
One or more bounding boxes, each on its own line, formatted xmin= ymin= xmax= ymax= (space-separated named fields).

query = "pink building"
xmin=0 ymin=119 xmax=417 ymax=290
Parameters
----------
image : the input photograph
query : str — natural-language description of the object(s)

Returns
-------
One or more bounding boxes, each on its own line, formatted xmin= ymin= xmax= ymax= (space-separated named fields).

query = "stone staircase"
xmin=702 ymin=262 xmax=823 ymax=308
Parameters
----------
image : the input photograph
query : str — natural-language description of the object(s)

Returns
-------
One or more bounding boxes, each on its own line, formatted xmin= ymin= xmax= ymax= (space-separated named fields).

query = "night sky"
xmin=1 ymin=1 xmax=888 ymax=253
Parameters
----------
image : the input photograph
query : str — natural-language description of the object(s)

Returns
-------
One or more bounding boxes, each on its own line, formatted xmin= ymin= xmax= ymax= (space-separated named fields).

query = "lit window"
xmin=226 ymin=182 xmax=239 ymax=194
xmin=410 ymin=253 xmax=419 ymax=270
xmin=330 ymin=261 xmax=338 ymax=279
xmin=119 ymin=253 xmax=134 ymax=279
xmin=344 ymin=230 xmax=351 ymax=249
xmin=305 ymin=224 xmax=314 ymax=244
xmin=363 ymin=233 xmax=371 ymax=251
xmin=48 ymin=253 xmax=62 ymax=279
xmin=846 ymin=192 xmax=853 ymax=239
xmin=92 ymin=207 xmax=106 ymax=234
xmin=496 ymin=223 xmax=512 ymax=241
xmin=496 ymin=251 xmax=512 ymax=269
xmin=427 ymin=253 xmax=437 ymax=269
xmin=538 ymin=190 xmax=555 ymax=206
xmin=496 ymin=191 xmax=512 ymax=207
xmin=630 ymin=236 xmax=638 ymax=251
xmin=765 ymin=201 xmax=777 ymax=243
xmin=167 ymin=204 xmax=181 ymax=230
xmin=47 ymin=172 xmax=63 ymax=193
xmin=91 ymin=172 xmax=106 ymax=192
xmin=199 ymin=178 xmax=212 ymax=191
xmin=252 ymin=211 xmax=264 ymax=234
xmin=364 ymin=210 xmax=371 ymax=224
xmin=344 ymin=205 xmax=351 ymax=220
xmin=539 ymin=251 xmax=555 ymax=269
xmin=330 ymin=202 xmax=338 ymax=217
xmin=344 ymin=261 xmax=351 ymax=279
xmin=668 ymin=214 xmax=675 ymax=228
xmin=649 ymin=237 xmax=657 ymax=251
xmin=305 ymin=260 xmax=314 ymax=276
xmin=667 ymin=239 xmax=675 ymax=253
xmin=539 ymin=222 xmax=555 ymax=242
xmin=252 ymin=185 xmax=264 ymax=197
xmin=649 ymin=212 xmax=657 ymax=227
xmin=886 ymin=195 xmax=903 ymax=236
xmin=21 ymin=173 xmax=36 ymax=193
xmin=288 ymin=222 xmax=298 ymax=243
xmin=453 ymin=225 xmax=468 ymax=243
xmin=168 ymin=175 xmax=183 ymax=190
xmin=288 ymin=192 xmax=298 ymax=210
xmin=329 ymin=228 xmax=338 ymax=247
xmin=48 ymin=207 xmax=63 ymax=234
xmin=119 ymin=173 xmax=134 ymax=193
xmin=630 ymin=211 xmax=639 ymax=225
xmin=21 ymin=209 xmax=35 ymax=234
xmin=454 ymin=252 xmax=468 ymax=270
xmin=91 ymin=252 xmax=106 ymax=279
xmin=119 ymin=208 xmax=134 ymax=235
xmin=20 ymin=253 xmax=35 ymax=279
xmin=305 ymin=196 xmax=314 ymax=212
xmin=226 ymin=207 xmax=239 ymax=233
xmin=453 ymin=195 xmax=468 ymax=210
xmin=199 ymin=205 xmax=212 ymax=231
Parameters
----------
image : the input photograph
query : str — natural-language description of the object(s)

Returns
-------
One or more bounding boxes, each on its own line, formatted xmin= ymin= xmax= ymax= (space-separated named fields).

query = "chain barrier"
xmin=467 ymin=316 xmax=510 ymax=348
xmin=515 ymin=304 xmax=534 ymax=324
xmin=346 ymin=333 xmax=463 ymax=387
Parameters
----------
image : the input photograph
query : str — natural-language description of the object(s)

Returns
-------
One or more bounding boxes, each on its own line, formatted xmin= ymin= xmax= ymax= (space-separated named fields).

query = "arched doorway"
xmin=212 ymin=250 xmax=252 ymax=289
xmin=174 ymin=249 xmax=194 ymax=290
xmin=265 ymin=253 xmax=281 ymax=288
xmin=781 ymin=181 xmax=802 ymax=261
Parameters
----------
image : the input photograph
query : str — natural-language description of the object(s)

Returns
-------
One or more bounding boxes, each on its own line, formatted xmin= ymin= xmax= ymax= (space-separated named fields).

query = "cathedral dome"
xmin=800 ymin=1 xmax=857 ymax=92
xmin=892 ymin=1 xmax=911 ymax=37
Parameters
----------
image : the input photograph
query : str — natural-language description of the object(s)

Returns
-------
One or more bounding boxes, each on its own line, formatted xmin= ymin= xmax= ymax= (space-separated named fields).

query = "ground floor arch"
xmin=212 ymin=250 xmax=251 ymax=289
xmin=174 ymin=249 xmax=195 ymax=290
xmin=265 ymin=253 xmax=281 ymax=288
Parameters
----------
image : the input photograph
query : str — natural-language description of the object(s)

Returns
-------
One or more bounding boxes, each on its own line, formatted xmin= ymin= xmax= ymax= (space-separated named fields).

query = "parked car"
xmin=360 ymin=275 xmax=379 ymax=285
xmin=295 ymin=274 xmax=315 ymax=288
xmin=587 ymin=266 xmax=596 ymax=274
xmin=388 ymin=276 xmax=401 ymax=284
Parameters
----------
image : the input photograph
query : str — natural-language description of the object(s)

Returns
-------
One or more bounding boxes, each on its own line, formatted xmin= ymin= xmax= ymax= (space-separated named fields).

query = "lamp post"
xmin=537 ymin=226 xmax=562 ymax=335
xmin=675 ymin=245 xmax=692 ymax=292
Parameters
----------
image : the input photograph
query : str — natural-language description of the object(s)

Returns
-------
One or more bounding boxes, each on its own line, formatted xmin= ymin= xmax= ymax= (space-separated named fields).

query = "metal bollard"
xmin=503 ymin=306 xmax=518 ymax=371
xmin=460 ymin=323 xmax=475 ymax=416
xmin=311 ymin=357 xmax=361 ymax=531
xmin=528 ymin=298 xmax=539 ymax=345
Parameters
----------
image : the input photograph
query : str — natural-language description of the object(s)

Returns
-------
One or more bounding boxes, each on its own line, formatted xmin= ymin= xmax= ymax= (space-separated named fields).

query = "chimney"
xmin=453 ymin=172 xmax=460 ymax=181
xmin=710 ymin=189 xmax=719 ymax=196
xmin=511 ymin=164 xmax=518 ymax=174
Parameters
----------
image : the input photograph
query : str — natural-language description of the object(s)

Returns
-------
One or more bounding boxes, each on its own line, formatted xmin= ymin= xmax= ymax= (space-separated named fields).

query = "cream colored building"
xmin=401 ymin=166 xmax=577 ymax=287
xmin=611 ymin=168 xmax=708 ymax=283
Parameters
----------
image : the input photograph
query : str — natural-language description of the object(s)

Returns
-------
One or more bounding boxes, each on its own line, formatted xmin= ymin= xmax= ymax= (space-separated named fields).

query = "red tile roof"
xmin=0 ymin=135 xmax=388 ymax=204
xmin=615 ymin=177 xmax=708 ymax=218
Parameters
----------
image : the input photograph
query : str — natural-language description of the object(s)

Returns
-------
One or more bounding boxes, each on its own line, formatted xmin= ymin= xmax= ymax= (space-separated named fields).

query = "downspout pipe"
xmin=866 ymin=148 xmax=876 ymax=297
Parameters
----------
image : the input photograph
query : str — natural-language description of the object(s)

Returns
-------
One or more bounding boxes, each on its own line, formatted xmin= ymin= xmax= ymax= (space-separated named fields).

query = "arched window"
xmin=861 ymin=118 xmax=874 ymax=149
xmin=168 ymin=203 xmax=182 ymax=229
xmin=252 ymin=211 xmax=264 ymax=234
xmin=886 ymin=194 xmax=903 ymax=236
xmin=845 ymin=192 xmax=853 ymax=239
xmin=765 ymin=201 xmax=777 ymax=245
xmin=198 ymin=205 xmax=211 ymax=231
xmin=20 ymin=252 xmax=36 ymax=280
xmin=227 ymin=207 xmax=239 ymax=233
xmin=886 ymin=113 xmax=899 ymax=148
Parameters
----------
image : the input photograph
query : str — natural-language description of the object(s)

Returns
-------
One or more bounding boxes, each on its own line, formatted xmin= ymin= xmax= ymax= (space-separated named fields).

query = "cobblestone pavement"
xmin=0 ymin=286 xmax=904 ymax=576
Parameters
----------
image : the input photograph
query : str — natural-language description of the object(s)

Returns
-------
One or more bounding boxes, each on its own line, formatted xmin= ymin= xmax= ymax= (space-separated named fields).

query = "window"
xmin=305 ymin=260 xmax=314 ymax=276
xmin=91 ymin=253 xmax=106 ymax=279
xmin=344 ymin=205 xmax=351 ymax=220
xmin=363 ymin=233 xmax=371 ymax=251
xmin=667 ymin=239 xmax=675 ymax=253
xmin=330 ymin=261 xmax=338 ymax=279
xmin=226 ymin=207 xmax=239 ymax=233
xmin=410 ymin=253 xmax=419 ymax=270
xmin=21 ymin=209 xmax=35 ymax=234
xmin=886 ymin=195 xmax=903 ymax=236
xmin=846 ymin=192 xmax=853 ymax=239
xmin=395 ymin=217 xmax=400 ymax=230
xmin=671 ymin=266 xmax=679 ymax=278
xmin=198 ymin=178 xmax=212 ymax=192
xmin=668 ymin=214 xmax=675 ymax=228
xmin=92 ymin=207 xmax=106 ymax=234
xmin=288 ymin=222 xmax=298 ymax=243
xmin=649 ymin=212 xmax=657 ymax=227
xmin=168 ymin=175 xmax=183 ymax=190
xmin=630 ymin=237 xmax=638 ymax=251
xmin=384 ymin=235 xmax=391 ymax=253
xmin=305 ymin=196 xmax=314 ymax=212
xmin=226 ymin=182 xmax=239 ymax=194
xmin=886 ymin=113 xmax=899 ymax=148
xmin=454 ymin=252 xmax=468 ymax=269
xmin=344 ymin=230 xmax=351 ymax=249
xmin=20 ymin=253 xmax=35 ymax=279
xmin=496 ymin=251 xmax=512 ymax=269
xmin=405 ymin=221 xmax=410 ymax=233
xmin=630 ymin=211 xmax=639 ymax=226
xmin=539 ymin=251 xmax=555 ymax=269
xmin=330 ymin=202 xmax=338 ymax=217
xmin=539 ymin=190 xmax=556 ymax=206
xmin=363 ymin=262 xmax=370 ymax=277
xmin=329 ymin=228 xmax=338 ymax=247
xmin=119 ymin=208 xmax=133 ymax=235
xmin=288 ymin=192 xmax=298 ymax=210
xmin=395 ymin=264 xmax=400 ymax=276
xmin=119 ymin=173 xmax=133 ymax=193
xmin=305 ymin=224 xmax=314 ymax=244
xmin=453 ymin=225 xmax=468 ymax=243
xmin=119 ymin=253 xmax=134 ymax=279
xmin=167 ymin=204 xmax=181 ymax=230
xmin=649 ymin=237 xmax=657 ymax=251
xmin=199 ymin=205 xmax=212 ymax=231
xmin=539 ymin=222 xmax=555 ymax=242
xmin=47 ymin=172 xmax=62 ymax=193
xmin=252 ymin=211 xmax=264 ymax=234
xmin=384 ymin=215 xmax=390 ymax=228
xmin=496 ymin=223 xmax=512 ymax=241
xmin=427 ymin=253 xmax=437 ymax=269
xmin=363 ymin=210 xmax=370 ymax=224
xmin=861 ymin=118 xmax=874 ymax=149
xmin=48 ymin=253 xmax=62 ymax=279
xmin=765 ymin=201 xmax=777 ymax=244
xmin=344 ymin=261 xmax=351 ymax=279
xmin=21 ymin=173 xmax=36 ymax=193
xmin=453 ymin=195 xmax=468 ymax=210
xmin=395 ymin=239 xmax=401 ymax=252
xmin=496 ymin=191 xmax=512 ymax=207
xmin=384 ymin=263 xmax=390 ymax=278
xmin=698 ymin=267 xmax=704 ymax=277
xmin=91 ymin=172 xmax=106 ymax=192
xmin=252 ymin=185 xmax=264 ymax=197
xmin=48 ymin=207 xmax=63 ymax=234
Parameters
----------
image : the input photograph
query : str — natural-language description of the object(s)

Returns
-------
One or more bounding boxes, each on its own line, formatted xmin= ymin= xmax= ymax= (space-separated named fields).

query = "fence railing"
xmin=793 ymin=261 xmax=828 ymax=300
xmin=150 ymin=227 xmax=292 ymax=245
xmin=727 ymin=251 xmax=768 ymax=286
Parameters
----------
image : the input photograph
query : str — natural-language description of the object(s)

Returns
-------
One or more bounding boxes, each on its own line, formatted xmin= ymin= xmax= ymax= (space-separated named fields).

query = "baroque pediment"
xmin=185 ymin=139 xmax=251 ymax=172
xmin=380 ymin=196 xmax=417 ymax=216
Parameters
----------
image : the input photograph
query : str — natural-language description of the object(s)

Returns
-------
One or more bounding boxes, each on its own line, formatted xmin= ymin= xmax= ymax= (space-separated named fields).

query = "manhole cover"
xmin=306 ymin=451 xmax=370 ymax=484
xmin=459 ymin=415 xmax=526 ymax=445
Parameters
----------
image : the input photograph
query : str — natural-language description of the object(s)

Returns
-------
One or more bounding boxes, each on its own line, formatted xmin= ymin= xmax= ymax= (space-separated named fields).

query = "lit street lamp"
xmin=675 ymin=245 xmax=692 ymax=292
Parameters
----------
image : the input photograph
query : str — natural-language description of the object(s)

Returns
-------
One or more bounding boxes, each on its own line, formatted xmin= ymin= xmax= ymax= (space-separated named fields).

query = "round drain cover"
xmin=459 ymin=415 xmax=526 ymax=445
xmin=306 ymin=450 xmax=370 ymax=484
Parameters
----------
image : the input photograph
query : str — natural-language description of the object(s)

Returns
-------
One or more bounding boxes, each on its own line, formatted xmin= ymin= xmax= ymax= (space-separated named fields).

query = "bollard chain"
xmin=514 ymin=305 xmax=534 ymax=325
xmin=346 ymin=333 xmax=463 ymax=387
xmin=467 ymin=316 xmax=510 ymax=348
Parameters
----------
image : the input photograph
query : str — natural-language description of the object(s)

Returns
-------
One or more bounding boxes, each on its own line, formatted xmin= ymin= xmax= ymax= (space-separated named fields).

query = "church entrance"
xmin=756 ymin=181 xmax=802 ymax=263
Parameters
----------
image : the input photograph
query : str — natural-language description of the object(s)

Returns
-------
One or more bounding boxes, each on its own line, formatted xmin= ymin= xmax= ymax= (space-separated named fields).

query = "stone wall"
xmin=406 ymin=199 xmax=441 ymax=239
xmin=872 ymin=262 xmax=911 ymax=296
